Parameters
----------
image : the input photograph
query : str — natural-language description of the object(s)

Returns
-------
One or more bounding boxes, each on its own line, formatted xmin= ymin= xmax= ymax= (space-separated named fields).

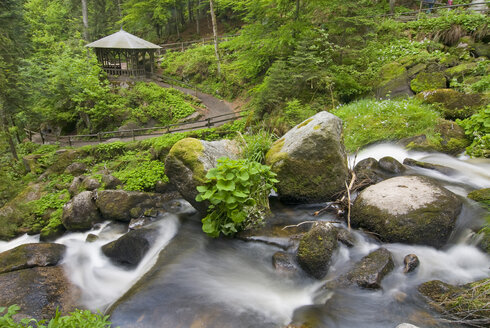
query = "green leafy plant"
xmin=0 ymin=305 xmax=114 ymax=328
xmin=241 ymin=130 xmax=275 ymax=164
xmin=457 ymin=106 xmax=490 ymax=157
xmin=113 ymin=160 xmax=168 ymax=191
xmin=195 ymin=158 xmax=278 ymax=237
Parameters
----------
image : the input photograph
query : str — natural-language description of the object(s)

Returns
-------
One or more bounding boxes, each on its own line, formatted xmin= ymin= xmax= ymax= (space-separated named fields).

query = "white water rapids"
xmin=0 ymin=143 xmax=488 ymax=327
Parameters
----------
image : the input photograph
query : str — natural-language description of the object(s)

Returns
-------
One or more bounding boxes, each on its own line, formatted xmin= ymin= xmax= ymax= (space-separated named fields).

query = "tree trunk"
xmin=188 ymin=0 xmax=193 ymax=22
xmin=209 ymin=0 xmax=221 ymax=76
xmin=1 ymin=109 xmax=18 ymax=161
xmin=389 ymin=0 xmax=396 ymax=14
xmin=81 ymin=0 xmax=89 ymax=41
xmin=296 ymin=0 xmax=300 ymax=20
xmin=196 ymin=0 xmax=200 ymax=35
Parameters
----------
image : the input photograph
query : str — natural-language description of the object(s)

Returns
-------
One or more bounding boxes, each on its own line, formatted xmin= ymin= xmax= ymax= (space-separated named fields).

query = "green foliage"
xmin=333 ymin=98 xmax=441 ymax=152
xmin=0 ymin=305 xmax=114 ymax=328
xmin=195 ymin=158 xmax=278 ymax=237
xmin=457 ymin=106 xmax=490 ymax=157
xmin=241 ymin=130 xmax=275 ymax=164
xmin=113 ymin=160 xmax=168 ymax=192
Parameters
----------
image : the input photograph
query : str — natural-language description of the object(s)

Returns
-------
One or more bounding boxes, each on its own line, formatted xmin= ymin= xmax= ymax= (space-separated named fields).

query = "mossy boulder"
xmin=376 ymin=62 xmax=413 ymax=99
xmin=61 ymin=191 xmax=101 ymax=231
xmin=410 ymin=72 xmax=446 ymax=93
xmin=64 ymin=162 xmax=87 ymax=176
xmin=473 ymin=42 xmax=490 ymax=58
xmin=101 ymin=174 xmax=122 ymax=190
xmin=164 ymin=138 xmax=241 ymax=214
xmin=418 ymin=278 xmax=490 ymax=323
xmin=326 ymin=248 xmax=395 ymax=289
xmin=265 ymin=111 xmax=348 ymax=203
xmin=445 ymin=62 xmax=478 ymax=81
xmin=352 ymin=176 xmax=462 ymax=248
xmin=468 ymin=188 xmax=490 ymax=208
xmin=378 ymin=156 xmax=406 ymax=174
xmin=102 ymin=226 xmax=159 ymax=268
xmin=0 ymin=183 xmax=45 ymax=240
xmin=0 ymin=243 xmax=66 ymax=274
xmin=296 ymin=223 xmax=338 ymax=279
xmin=417 ymin=89 xmax=487 ymax=120
xmin=0 ymin=266 xmax=81 ymax=321
xmin=353 ymin=157 xmax=385 ymax=185
xmin=96 ymin=190 xmax=173 ymax=222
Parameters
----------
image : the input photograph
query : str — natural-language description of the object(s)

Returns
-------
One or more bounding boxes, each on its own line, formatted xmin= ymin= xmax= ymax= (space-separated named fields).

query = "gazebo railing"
xmin=103 ymin=68 xmax=147 ymax=77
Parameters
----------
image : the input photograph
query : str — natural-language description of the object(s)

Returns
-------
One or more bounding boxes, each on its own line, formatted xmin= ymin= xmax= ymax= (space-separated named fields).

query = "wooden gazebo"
xmin=86 ymin=29 xmax=161 ymax=77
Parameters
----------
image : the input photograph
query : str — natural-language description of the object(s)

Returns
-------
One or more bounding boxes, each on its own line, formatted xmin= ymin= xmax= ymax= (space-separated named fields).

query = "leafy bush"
xmin=195 ymin=158 xmax=278 ymax=237
xmin=0 ymin=305 xmax=114 ymax=328
xmin=333 ymin=98 xmax=441 ymax=152
xmin=113 ymin=160 xmax=168 ymax=191
xmin=241 ymin=130 xmax=275 ymax=164
xmin=457 ymin=106 xmax=490 ymax=157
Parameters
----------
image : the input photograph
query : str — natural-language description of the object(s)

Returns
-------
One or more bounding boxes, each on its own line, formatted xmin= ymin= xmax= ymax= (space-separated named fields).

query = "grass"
xmin=332 ymin=98 xmax=441 ymax=152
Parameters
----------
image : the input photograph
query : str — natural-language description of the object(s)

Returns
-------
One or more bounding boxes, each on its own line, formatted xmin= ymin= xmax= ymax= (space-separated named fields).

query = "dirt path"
xmin=30 ymin=80 xmax=237 ymax=147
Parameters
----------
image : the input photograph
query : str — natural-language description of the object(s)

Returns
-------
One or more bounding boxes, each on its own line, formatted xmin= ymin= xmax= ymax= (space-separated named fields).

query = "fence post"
xmin=206 ymin=118 xmax=212 ymax=128
xmin=181 ymin=42 xmax=184 ymax=51
xmin=28 ymin=130 xmax=32 ymax=141
xmin=131 ymin=129 xmax=135 ymax=141
xmin=68 ymin=137 xmax=72 ymax=147
xmin=97 ymin=132 xmax=102 ymax=142
xmin=166 ymin=126 xmax=170 ymax=133
xmin=40 ymin=132 xmax=45 ymax=144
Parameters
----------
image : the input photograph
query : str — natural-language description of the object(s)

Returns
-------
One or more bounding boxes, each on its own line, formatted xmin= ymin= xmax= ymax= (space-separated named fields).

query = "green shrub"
xmin=457 ymin=106 xmax=490 ymax=157
xmin=0 ymin=305 xmax=114 ymax=327
xmin=241 ymin=130 xmax=275 ymax=164
xmin=195 ymin=158 xmax=278 ymax=237
xmin=333 ymin=98 xmax=441 ymax=152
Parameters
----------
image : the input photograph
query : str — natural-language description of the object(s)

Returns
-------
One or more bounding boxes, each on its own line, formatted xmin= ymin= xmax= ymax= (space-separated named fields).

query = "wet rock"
xmin=62 ymin=191 xmax=101 ymax=231
xmin=403 ymin=158 xmax=457 ymax=176
xmin=0 ymin=243 xmax=66 ymax=274
xmin=0 ymin=266 xmax=81 ymax=321
xmin=39 ymin=223 xmax=66 ymax=242
xmin=296 ymin=223 xmax=338 ymax=279
xmin=81 ymin=177 xmax=100 ymax=191
xmin=128 ymin=217 xmax=153 ymax=230
xmin=467 ymin=188 xmax=490 ymax=206
xmin=272 ymin=251 xmax=299 ymax=275
xmin=403 ymin=254 xmax=420 ymax=273
xmin=335 ymin=248 xmax=394 ymax=289
xmin=101 ymin=174 xmax=122 ymax=190
xmin=96 ymin=190 xmax=171 ymax=222
xmin=64 ymin=162 xmax=87 ymax=176
xmin=378 ymin=156 xmax=406 ymax=174
xmin=352 ymin=176 xmax=462 ymax=248
xmin=265 ymin=111 xmax=348 ymax=203
xmin=68 ymin=176 xmax=85 ymax=196
xmin=353 ymin=157 xmax=384 ymax=185
xmin=397 ymin=324 xmax=420 ymax=328
xmin=337 ymin=228 xmax=356 ymax=247
xmin=86 ymin=233 xmax=99 ymax=242
xmin=101 ymin=227 xmax=159 ymax=268
xmin=165 ymin=138 xmax=241 ymax=214
xmin=376 ymin=62 xmax=413 ymax=99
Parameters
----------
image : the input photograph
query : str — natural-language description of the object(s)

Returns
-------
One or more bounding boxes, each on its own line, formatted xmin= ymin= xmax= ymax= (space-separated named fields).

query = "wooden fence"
xmin=158 ymin=34 xmax=239 ymax=54
xmin=25 ymin=110 xmax=246 ymax=147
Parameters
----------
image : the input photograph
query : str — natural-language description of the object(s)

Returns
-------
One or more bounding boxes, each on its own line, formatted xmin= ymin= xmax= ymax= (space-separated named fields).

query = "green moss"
xmin=168 ymin=138 xmax=206 ymax=183
xmin=296 ymin=118 xmax=313 ymax=129
xmin=313 ymin=125 xmax=321 ymax=130
xmin=265 ymin=138 xmax=286 ymax=165
xmin=468 ymin=188 xmax=490 ymax=208
xmin=410 ymin=72 xmax=446 ymax=93
xmin=380 ymin=62 xmax=406 ymax=82
xmin=417 ymin=89 xmax=486 ymax=120
xmin=445 ymin=62 xmax=478 ymax=79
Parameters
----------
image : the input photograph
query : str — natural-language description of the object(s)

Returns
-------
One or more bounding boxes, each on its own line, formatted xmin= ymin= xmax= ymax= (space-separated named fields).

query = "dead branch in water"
xmin=282 ymin=220 xmax=341 ymax=230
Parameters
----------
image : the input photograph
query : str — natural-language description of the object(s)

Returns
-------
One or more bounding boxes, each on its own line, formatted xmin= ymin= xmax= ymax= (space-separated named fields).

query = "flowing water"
xmin=1 ymin=144 xmax=489 ymax=327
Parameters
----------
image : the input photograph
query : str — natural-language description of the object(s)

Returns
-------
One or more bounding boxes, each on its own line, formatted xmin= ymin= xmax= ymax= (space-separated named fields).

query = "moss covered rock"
xmin=328 ymin=248 xmax=395 ymax=289
xmin=265 ymin=111 xmax=348 ymax=203
xmin=96 ymin=190 xmax=173 ymax=222
xmin=410 ymin=72 xmax=446 ymax=93
xmin=468 ymin=188 xmax=490 ymax=208
xmin=376 ymin=62 xmax=413 ymax=99
xmin=296 ymin=223 xmax=338 ymax=279
xmin=0 ymin=266 xmax=81 ymax=321
xmin=61 ymin=191 xmax=101 ymax=231
xmin=164 ymin=138 xmax=241 ymax=214
xmin=417 ymin=89 xmax=487 ymax=120
xmin=0 ymin=243 xmax=66 ymax=274
xmin=352 ymin=176 xmax=462 ymax=248
xmin=445 ymin=62 xmax=478 ymax=80
xmin=418 ymin=278 xmax=490 ymax=323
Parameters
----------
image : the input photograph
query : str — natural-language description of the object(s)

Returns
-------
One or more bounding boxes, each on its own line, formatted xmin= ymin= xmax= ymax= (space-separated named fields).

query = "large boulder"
xmin=101 ymin=227 xmax=159 ymax=268
xmin=417 ymin=89 xmax=487 ymax=120
xmin=0 ymin=266 xmax=81 ymax=321
xmin=265 ymin=111 xmax=349 ymax=203
xmin=62 ymin=191 xmax=101 ymax=231
xmin=95 ymin=190 xmax=175 ymax=222
xmin=296 ymin=223 xmax=339 ymax=279
xmin=352 ymin=176 xmax=462 ymax=248
xmin=410 ymin=72 xmax=446 ymax=93
xmin=0 ymin=243 xmax=66 ymax=274
xmin=165 ymin=138 xmax=241 ymax=214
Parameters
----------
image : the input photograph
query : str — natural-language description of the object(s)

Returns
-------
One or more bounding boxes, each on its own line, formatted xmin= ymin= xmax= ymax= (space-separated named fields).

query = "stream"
xmin=0 ymin=144 xmax=488 ymax=328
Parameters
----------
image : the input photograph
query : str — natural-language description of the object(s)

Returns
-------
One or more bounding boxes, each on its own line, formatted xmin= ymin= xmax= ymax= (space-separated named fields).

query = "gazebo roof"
xmin=85 ymin=29 xmax=161 ymax=49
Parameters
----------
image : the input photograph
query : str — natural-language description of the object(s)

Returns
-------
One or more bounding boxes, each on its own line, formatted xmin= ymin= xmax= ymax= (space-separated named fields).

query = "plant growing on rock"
xmin=195 ymin=157 xmax=278 ymax=237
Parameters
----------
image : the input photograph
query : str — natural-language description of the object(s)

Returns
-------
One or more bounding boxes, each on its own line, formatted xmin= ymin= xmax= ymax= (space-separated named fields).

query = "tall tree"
xmin=81 ymin=0 xmax=89 ymax=40
xmin=209 ymin=0 xmax=221 ymax=75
